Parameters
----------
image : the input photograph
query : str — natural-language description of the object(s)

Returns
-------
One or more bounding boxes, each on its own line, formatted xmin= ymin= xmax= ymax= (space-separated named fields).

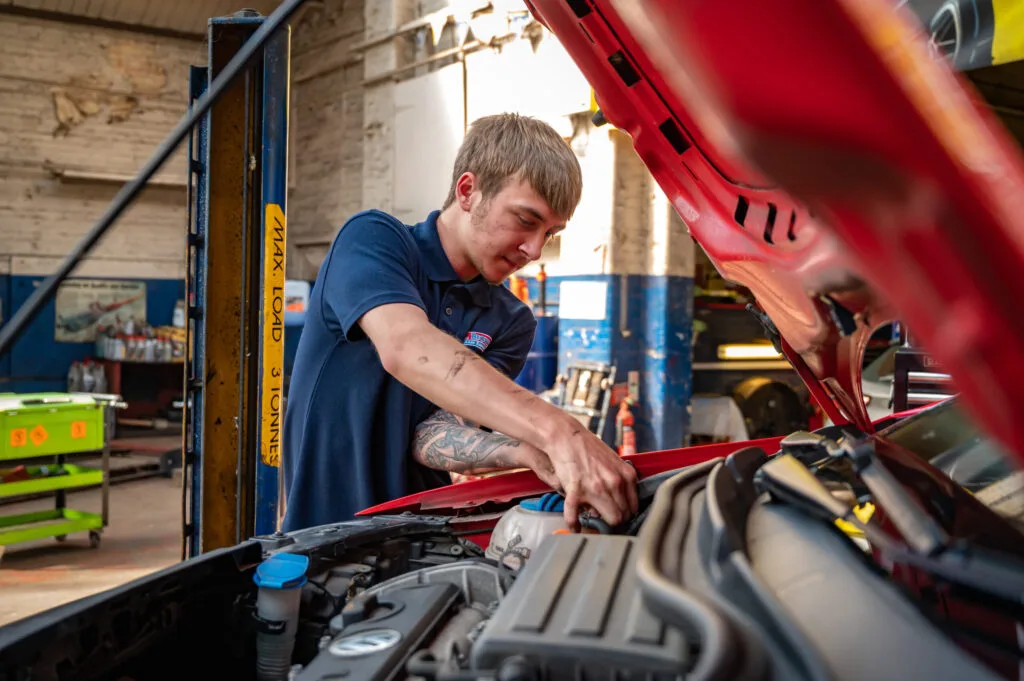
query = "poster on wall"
xmin=54 ymin=279 xmax=146 ymax=343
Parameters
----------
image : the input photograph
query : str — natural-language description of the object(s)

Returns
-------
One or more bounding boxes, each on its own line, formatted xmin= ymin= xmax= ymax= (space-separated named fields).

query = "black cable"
xmin=0 ymin=0 xmax=310 ymax=357
xmin=306 ymin=578 xmax=345 ymax=621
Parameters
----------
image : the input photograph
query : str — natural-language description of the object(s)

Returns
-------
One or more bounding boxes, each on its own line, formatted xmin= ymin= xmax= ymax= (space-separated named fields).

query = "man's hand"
xmin=360 ymin=302 xmax=637 ymax=529
xmin=544 ymin=425 xmax=638 ymax=531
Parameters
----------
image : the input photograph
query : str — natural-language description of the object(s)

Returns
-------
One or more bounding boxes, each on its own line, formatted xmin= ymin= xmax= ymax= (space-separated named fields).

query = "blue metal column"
xmin=255 ymin=28 xmax=290 ymax=536
xmin=184 ymin=11 xmax=289 ymax=556
xmin=183 ymin=63 xmax=209 ymax=559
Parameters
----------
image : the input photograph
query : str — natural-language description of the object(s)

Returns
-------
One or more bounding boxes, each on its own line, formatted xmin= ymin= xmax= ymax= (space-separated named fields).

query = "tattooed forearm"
xmin=412 ymin=409 xmax=525 ymax=474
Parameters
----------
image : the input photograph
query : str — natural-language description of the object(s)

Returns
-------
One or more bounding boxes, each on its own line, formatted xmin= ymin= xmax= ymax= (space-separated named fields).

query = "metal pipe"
xmin=0 ymin=0 xmax=311 ymax=358
xmin=538 ymin=263 xmax=547 ymax=314
xmin=907 ymin=392 xmax=956 ymax=405
xmin=907 ymin=371 xmax=954 ymax=385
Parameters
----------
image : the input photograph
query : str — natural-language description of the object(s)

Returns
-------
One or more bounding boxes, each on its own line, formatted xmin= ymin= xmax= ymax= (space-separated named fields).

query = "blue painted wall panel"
xmin=553 ymin=273 xmax=614 ymax=368
xmin=0 ymin=275 xmax=10 ymax=379
xmin=0 ymin=276 xmax=185 ymax=393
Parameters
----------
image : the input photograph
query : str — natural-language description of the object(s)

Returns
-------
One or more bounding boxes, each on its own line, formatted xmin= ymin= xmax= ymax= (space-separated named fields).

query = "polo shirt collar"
xmin=412 ymin=211 xmax=493 ymax=308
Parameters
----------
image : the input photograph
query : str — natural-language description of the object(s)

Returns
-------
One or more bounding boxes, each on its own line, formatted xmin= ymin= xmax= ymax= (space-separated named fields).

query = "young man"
xmin=282 ymin=114 xmax=638 ymax=533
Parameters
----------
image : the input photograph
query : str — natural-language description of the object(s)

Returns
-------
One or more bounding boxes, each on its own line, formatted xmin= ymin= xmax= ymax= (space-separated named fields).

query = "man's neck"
xmin=436 ymin=206 xmax=478 ymax=282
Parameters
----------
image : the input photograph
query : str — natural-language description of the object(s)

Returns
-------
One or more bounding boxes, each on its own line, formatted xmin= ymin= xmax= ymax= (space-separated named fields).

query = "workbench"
xmin=0 ymin=393 xmax=122 ymax=550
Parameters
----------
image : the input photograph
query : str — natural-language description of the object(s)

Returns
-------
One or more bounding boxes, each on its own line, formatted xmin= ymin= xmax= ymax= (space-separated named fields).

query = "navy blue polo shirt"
xmin=281 ymin=209 xmax=537 ymax=532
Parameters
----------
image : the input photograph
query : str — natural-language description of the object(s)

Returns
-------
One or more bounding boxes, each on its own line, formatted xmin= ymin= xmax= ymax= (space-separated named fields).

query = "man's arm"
xmin=360 ymin=302 xmax=638 ymax=529
xmin=412 ymin=409 xmax=559 ymax=486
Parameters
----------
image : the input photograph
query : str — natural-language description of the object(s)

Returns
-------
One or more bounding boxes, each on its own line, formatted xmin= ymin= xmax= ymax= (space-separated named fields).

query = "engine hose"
xmin=579 ymin=515 xmax=614 ymax=534
xmin=0 ymin=0 xmax=311 ymax=356
xmin=428 ymin=605 xmax=488 ymax=671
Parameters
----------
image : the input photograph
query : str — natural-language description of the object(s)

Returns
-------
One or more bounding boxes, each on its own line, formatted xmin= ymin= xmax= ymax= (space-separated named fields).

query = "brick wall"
xmin=0 ymin=13 xmax=201 ymax=278
xmin=288 ymin=0 xmax=366 ymax=279
xmin=360 ymin=0 xmax=418 ymax=215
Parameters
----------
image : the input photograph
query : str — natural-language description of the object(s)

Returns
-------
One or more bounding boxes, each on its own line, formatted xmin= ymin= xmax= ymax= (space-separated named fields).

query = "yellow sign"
xmin=30 ymin=425 xmax=48 ymax=447
xmin=71 ymin=421 xmax=88 ymax=439
xmin=261 ymin=203 xmax=286 ymax=468
xmin=10 ymin=428 xmax=26 ymax=448
xmin=992 ymin=0 xmax=1024 ymax=66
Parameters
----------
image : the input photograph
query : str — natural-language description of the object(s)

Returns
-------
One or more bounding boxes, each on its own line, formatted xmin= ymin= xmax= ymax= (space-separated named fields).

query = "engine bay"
xmin=3 ymin=402 xmax=1022 ymax=681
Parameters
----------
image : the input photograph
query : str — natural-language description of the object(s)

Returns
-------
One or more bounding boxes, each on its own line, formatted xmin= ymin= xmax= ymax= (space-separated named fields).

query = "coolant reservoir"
xmin=485 ymin=494 xmax=569 ymax=569
xmin=253 ymin=552 xmax=309 ymax=681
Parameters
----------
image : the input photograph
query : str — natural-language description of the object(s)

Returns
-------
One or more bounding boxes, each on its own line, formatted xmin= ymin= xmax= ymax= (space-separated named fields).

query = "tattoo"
xmin=413 ymin=409 xmax=523 ymax=474
xmin=444 ymin=349 xmax=481 ymax=382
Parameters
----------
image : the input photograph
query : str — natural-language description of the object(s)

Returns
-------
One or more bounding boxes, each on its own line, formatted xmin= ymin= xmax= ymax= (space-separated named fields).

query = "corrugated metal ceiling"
xmin=1 ymin=0 xmax=283 ymax=36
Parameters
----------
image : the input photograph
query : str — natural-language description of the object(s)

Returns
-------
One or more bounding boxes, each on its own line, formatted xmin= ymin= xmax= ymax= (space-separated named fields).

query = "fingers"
xmin=623 ymin=461 xmax=639 ymax=514
xmin=592 ymin=474 xmax=628 ymax=526
xmin=583 ymin=475 xmax=625 ymax=526
xmin=563 ymin=488 xmax=581 ymax=533
xmin=524 ymin=448 xmax=563 ymax=493
xmin=545 ymin=430 xmax=641 ymax=531
xmin=537 ymin=466 xmax=561 ymax=492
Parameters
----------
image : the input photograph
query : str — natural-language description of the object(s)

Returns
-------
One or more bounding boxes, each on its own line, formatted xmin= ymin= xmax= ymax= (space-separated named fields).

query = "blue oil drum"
xmin=514 ymin=313 xmax=559 ymax=393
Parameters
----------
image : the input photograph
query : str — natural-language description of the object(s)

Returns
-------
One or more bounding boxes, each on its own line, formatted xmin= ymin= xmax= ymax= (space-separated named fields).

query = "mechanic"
xmin=282 ymin=113 xmax=638 ymax=534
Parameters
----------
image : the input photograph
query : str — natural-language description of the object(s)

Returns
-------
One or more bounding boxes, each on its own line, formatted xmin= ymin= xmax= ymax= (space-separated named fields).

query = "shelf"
xmin=0 ymin=464 xmax=104 ymax=499
xmin=0 ymin=508 xmax=103 ymax=546
xmin=43 ymin=162 xmax=187 ymax=190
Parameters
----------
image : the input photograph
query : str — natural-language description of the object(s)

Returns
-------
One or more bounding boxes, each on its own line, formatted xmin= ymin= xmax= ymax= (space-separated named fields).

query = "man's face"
xmin=463 ymin=177 xmax=567 ymax=284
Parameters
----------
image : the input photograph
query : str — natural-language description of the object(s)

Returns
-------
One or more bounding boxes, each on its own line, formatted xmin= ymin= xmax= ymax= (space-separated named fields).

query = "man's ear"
xmin=455 ymin=172 xmax=476 ymax=211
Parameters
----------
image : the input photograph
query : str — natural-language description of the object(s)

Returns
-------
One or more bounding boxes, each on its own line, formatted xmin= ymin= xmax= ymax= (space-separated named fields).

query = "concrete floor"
xmin=0 ymin=476 xmax=182 ymax=626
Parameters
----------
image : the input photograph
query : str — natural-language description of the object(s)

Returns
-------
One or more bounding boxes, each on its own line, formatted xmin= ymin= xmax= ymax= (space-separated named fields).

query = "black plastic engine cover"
xmin=470 ymin=534 xmax=688 ymax=681
xmin=296 ymin=582 xmax=461 ymax=681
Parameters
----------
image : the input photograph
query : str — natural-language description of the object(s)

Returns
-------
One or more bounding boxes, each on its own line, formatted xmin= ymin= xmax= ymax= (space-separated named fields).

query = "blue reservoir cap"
xmin=253 ymin=553 xmax=310 ymax=589
xmin=520 ymin=492 xmax=565 ymax=513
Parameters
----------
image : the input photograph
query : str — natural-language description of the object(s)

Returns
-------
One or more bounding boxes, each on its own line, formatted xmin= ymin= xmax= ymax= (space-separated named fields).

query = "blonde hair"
xmin=443 ymin=113 xmax=583 ymax=219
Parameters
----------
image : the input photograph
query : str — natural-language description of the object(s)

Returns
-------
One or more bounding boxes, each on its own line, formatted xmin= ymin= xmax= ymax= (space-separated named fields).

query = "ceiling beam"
xmin=0 ymin=3 xmax=208 ymax=40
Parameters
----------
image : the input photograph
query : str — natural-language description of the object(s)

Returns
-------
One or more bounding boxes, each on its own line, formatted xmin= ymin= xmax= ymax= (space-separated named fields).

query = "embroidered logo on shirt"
xmin=463 ymin=331 xmax=492 ymax=352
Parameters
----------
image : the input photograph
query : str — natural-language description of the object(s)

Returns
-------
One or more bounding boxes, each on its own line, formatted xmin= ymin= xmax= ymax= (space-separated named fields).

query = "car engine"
xmin=291 ymin=534 xmax=687 ymax=681
xmin=1 ymin=439 xmax=1015 ymax=681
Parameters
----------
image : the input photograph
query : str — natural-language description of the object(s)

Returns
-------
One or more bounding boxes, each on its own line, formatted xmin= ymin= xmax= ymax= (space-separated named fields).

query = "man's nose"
xmin=519 ymin=232 xmax=546 ymax=261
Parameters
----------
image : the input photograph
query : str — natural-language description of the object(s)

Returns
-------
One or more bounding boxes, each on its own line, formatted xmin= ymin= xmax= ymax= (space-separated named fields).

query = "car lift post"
xmin=183 ymin=10 xmax=291 ymax=558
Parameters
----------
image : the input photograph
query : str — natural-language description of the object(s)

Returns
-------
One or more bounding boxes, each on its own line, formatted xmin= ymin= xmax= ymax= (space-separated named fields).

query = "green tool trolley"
xmin=0 ymin=392 xmax=123 ymax=550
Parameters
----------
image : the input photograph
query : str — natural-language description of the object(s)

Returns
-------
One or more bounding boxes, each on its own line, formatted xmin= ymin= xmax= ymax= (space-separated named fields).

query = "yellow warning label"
xmin=991 ymin=0 xmax=1024 ymax=66
xmin=10 ymin=428 xmax=27 ymax=448
xmin=261 ymin=203 xmax=286 ymax=467
xmin=71 ymin=421 xmax=88 ymax=439
xmin=30 ymin=425 xmax=48 ymax=447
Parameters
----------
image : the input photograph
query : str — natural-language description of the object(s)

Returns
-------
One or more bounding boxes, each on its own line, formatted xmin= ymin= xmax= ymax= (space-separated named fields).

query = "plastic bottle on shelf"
xmin=81 ymin=361 xmax=96 ymax=392
xmin=93 ymin=363 xmax=107 ymax=394
xmin=67 ymin=362 xmax=82 ymax=392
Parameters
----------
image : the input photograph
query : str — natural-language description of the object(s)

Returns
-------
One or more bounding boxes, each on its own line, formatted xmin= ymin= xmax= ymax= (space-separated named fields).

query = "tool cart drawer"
xmin=0 ymin=393 xmax=106 ymax=461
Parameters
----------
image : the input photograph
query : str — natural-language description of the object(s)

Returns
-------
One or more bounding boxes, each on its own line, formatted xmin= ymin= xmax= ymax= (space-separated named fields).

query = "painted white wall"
xmin=464 ymin=36 xmax=591 ymax=131
xmin=391 ymin=63 xmax=466 ymax=224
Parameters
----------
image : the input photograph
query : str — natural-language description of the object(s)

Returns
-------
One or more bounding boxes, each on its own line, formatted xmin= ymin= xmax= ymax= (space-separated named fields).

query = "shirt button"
xmin=445 ymin=306 xmax=453 ymax=316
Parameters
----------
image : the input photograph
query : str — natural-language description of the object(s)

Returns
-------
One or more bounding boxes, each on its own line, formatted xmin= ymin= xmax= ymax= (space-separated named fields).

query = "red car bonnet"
xmin=519 ymin=0 xmax=1024 ymax=467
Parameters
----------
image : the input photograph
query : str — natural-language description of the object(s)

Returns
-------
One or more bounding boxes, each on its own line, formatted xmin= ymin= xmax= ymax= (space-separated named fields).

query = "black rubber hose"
xmin=0 ymin=0 xmax=310 ymax=357
xmin=579 ymin=515 xmax=614 ymax=534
